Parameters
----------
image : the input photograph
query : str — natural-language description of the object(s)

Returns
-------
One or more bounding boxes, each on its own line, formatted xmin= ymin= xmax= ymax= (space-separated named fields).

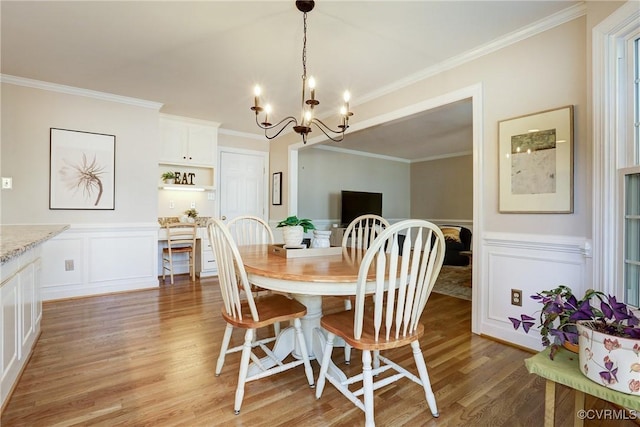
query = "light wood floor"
xmin=2 ymin=275 xmax=636 ymax=426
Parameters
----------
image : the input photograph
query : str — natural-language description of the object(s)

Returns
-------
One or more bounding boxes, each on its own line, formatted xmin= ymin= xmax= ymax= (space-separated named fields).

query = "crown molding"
xmin=311 ymin=144 xmax=411 ymax=163
xmin=356 ymin=3 xmax=587 ymax=107
xmin=411 ymin=150 xmax=473 ymax=164
xmin=0 ymin=74 xmax=163 ymax=110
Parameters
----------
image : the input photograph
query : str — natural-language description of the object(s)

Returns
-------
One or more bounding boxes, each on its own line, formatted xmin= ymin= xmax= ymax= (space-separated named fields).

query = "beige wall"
xmin=410 ymin=154 xmax=473 ymax=221
xmin=218 ymin=131 xmax=269 ymax=152
xmin=270 ymin=16 xmax=590 ymax=238
xmin=1 ymin=83 xmax=160 ymax=224
xmin=298 ymin=147 xmax=410 ymax=222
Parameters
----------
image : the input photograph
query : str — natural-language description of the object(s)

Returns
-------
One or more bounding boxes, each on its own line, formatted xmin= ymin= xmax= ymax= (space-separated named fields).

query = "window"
xmin=593 ymin=3 xmax=640 ymax=304
xmin=624 ymin=167 xmax=640 ymax=305
xmin=622 ymin=36 xmax=640 ymax=305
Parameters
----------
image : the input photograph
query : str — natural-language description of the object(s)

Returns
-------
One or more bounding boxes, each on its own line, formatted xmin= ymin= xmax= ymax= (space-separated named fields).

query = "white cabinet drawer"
xmin=196 ymin=238 xmax=217 ymax=276
xmin=201 ymin=250 xmax=217 ymax=272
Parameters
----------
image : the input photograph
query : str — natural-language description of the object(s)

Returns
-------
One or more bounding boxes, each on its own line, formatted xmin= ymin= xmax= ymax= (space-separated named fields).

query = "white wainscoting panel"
xmin=41 ymin=223 xmax=159 ymax=300
xmin=480 ymin=232 xmax=590 ymax=351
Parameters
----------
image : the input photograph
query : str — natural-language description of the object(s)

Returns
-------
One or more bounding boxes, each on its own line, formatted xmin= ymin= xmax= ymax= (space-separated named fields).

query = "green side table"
xmin=525 ymin=347 xmax=640 ymax=427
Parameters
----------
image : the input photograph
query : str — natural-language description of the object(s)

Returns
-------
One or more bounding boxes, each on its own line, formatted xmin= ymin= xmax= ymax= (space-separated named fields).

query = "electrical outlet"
xmin=64 ymin=259 xmax=74 ymax=271
xmin=207 ymin=192 xmax=215 ymax=201
xmin=191 ymin=201 xmax=196 ymax=208
xmin=511 ymin=289 xmax=522 ymax=306
xmin=169 ymin=200 xmax=175 ymax=209
xmin=2 ymin=177 xmax=12 ymax=189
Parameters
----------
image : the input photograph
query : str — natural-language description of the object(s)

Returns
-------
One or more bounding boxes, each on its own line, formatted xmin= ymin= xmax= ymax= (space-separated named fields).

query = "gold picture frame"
xmin=498 ymin=105 xmax=574 ymax=213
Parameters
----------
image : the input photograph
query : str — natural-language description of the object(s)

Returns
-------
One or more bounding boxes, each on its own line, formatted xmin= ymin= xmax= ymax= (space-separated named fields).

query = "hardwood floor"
xmin=2 ymin=275 xmax=636 ymax=426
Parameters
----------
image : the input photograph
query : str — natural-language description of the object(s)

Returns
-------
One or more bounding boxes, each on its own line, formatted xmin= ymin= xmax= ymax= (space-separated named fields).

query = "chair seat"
xmin=222 ymin=294 xmax=307 ymax=329
xmin=321 ymin=308 xmax=424 ymax=351
xmin=162 ymin=246 xmax=193 ymax=254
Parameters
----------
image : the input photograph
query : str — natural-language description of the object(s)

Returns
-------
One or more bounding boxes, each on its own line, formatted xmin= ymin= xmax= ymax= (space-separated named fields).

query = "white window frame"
xmin=593 ymin=2 xmax=640 ymax=298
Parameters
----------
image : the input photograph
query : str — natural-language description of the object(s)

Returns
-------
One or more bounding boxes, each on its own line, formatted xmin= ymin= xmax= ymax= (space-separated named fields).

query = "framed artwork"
xmin=272 ymin=172 xmax=282 ymax=205
xmin=50 ymin=128 xmax=116 ymax=210
xmin=498 ymin=106 xmax=574 ymax=213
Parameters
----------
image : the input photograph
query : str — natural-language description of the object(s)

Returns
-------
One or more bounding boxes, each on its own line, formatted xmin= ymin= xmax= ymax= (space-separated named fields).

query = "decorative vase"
xmin=163 ymin=178 xmax=175 ymax=185
xmin=282 ymin=225 xmax=304 ymax=247
xmin=187 ymin=217 xmax=195 ymax=224
xmin=179 ymin=215 xmax=188 ymax=223
xmin=311 ymin=230 xmax=331 ymax=248
xmin=577 ymin=320 xmax=640 ymax=395
xmin=562 ymin=340 xmax=579 ymax=354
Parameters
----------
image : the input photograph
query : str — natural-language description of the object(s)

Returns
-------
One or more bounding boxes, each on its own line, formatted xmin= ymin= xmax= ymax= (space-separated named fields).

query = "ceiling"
xmin=1 ymin=1 xmax=579 ymax=160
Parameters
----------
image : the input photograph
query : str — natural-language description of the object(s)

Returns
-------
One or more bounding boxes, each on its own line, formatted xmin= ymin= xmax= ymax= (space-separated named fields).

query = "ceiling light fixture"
xmin=251 ymin=0 xmax=353 ymax=144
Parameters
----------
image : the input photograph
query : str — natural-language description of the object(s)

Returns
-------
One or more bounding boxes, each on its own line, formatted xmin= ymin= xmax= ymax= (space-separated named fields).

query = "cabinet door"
xmin=1 ymin=273 xmax=20 ymax=405
xmin=159 ymin=119 xmax=189 ymax=163
xmin=187 ymin=124 xmax=217 ymax=165
xmin=35 ymin=258 xmax=42 ymax=325
xmin=20 ymin=263 xmax=36 ymax=353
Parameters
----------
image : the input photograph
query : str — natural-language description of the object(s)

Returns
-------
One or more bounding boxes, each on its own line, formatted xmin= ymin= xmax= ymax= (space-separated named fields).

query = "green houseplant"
xmin=276 ymin=215 xmax=315 ymax=247
xmin=161 ymin=171 xmax=176 ymax=184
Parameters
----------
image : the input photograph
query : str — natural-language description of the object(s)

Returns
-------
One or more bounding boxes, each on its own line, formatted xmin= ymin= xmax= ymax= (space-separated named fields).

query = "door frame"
xmin=287 ymin=83 xmax=483 ymax=334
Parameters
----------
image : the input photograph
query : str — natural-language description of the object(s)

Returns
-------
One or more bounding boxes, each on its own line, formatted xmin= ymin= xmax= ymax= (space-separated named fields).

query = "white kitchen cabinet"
xmin=1 ymin=272 xmax=20 ymax=405
xmin=1 ymin=254 xmax=40 ymax=407
xmin=159 ymin=114 xmax=220 ymax=167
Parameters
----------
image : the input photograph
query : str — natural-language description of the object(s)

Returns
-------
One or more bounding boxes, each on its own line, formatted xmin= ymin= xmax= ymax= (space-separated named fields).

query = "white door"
xmin=219 ymin=150 xmax=268 ymax=222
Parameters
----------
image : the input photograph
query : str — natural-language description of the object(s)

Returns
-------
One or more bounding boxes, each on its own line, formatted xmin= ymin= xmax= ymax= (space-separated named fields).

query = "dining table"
xmin=237 ymin=244 xmax=378 ymax=378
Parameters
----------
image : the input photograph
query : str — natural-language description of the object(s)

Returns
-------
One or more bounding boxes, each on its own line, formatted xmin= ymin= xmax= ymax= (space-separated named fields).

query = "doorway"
xmin=288 ymin=84 xmax=483 ymax=333
xmin=218 ymin=148 xmax=269 ymax=222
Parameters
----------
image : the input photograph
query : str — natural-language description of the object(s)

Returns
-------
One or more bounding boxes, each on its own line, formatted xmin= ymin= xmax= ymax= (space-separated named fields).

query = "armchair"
xmin=440 ymin=225 xmax=472 ymax=266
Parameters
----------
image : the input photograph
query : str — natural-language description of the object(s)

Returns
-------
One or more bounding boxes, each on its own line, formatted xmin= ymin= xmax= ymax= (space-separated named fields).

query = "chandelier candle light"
xmin=251 ymin=0 xmax=353 ymax=144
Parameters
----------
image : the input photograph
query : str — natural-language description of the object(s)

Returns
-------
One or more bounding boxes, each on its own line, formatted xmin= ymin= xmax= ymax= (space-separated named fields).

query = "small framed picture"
xmin=272 ymin=172 xmax=282 ymax=205
xmin=498 ymin=106 xmax=574 ymax=213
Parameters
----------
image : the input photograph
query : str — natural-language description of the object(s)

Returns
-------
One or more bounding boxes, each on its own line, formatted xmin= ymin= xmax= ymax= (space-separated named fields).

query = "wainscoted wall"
xmin=40 ymin=224 xmax=160 ymax=301
xmin=480 ymin=231 xmax=591 ymax=350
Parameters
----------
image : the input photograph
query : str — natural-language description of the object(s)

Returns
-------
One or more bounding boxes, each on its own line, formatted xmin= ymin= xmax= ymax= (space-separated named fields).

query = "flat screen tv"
xmin=341 ymin=190 xmax=383 ymax=227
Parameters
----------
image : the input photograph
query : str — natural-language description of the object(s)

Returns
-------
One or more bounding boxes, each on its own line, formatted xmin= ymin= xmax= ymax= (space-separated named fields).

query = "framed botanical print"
xmin=50 ymin=128 xmax=116 ymax=210
xmin=498 ymin=106 xmax=574 ymax=213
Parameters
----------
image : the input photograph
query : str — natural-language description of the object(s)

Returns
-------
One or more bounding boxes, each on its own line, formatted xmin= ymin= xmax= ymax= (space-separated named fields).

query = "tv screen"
xmin=341 ymin=190 xmax=383 ymax=227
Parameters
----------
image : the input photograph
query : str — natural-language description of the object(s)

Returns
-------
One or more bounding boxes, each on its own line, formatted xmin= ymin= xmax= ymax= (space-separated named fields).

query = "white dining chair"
xmin=206 ymin=218 xmax=315 ymax=415
xmin=227 ymin=215 xmax=275 ymax=246
xmin=315 ymin=219 xmax=446 ymax=427
xmin=227 ymin=215 xmax=281 ymax=335
xmin=340 ymin=214 xmax=391 ymax=363
xmin=341 ymin=214 xmax=390 ymax=250
xmin=162 ymin=222 xmax=197 ymax=285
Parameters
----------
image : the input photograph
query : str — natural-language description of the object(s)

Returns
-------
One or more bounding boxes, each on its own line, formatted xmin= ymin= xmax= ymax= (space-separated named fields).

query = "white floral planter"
xmin=282 ymin=225 xmax=304 ymax=247
xmin=577 ymin=320 xmax=640 ymax=395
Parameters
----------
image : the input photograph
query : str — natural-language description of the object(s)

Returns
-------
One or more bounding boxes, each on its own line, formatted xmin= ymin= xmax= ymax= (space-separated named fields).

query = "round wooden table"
xmin=238 ymin=245 xmax=376 ymax=356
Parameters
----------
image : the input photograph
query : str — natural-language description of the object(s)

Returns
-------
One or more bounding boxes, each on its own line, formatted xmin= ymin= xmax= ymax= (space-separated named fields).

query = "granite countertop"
xmin=158 ymin=217 xmax=211 ymax=228
xmin=1 ymin=224 xmax=70 ymax=265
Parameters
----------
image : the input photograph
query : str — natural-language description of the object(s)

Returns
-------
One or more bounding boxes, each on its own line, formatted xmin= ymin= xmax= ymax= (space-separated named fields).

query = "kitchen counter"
xmin=0 ymin=224 xmax=70 ymax=265
xmin=158 ymin=216 xmax=211 ymax=228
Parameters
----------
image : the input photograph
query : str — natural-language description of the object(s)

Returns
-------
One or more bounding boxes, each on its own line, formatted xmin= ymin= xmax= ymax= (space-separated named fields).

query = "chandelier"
xmin=251 ymin=0 xmax=353 ymax=144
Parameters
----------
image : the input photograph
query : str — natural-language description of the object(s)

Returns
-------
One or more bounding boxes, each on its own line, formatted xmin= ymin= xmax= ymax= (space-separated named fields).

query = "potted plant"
xmin=184 ymin=208 xmax=198 ymax=223
xmin=509 ymin=285 xmax=601 ymax=358
xmin=161 ymin=171 xmax=176 ymax=184
xmin=509 ymin=285 xmax=640 ymax=394
xmin=276 ymin=215 xmax=315 ymax=247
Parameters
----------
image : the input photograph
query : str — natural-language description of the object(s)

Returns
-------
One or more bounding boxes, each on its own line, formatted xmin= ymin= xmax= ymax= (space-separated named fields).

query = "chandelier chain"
xmin=302 ymin=12 xmax=307 ymax=80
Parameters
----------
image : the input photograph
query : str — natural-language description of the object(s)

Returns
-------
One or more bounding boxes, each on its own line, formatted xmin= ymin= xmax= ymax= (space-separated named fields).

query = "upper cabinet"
xmin=159 ymin=114 xmax=220 ymax=167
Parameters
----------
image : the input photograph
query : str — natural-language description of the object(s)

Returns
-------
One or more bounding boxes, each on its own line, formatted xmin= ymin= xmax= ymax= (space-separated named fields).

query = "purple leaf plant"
xmin=508 ymin=285 xmax=640 ymax=359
